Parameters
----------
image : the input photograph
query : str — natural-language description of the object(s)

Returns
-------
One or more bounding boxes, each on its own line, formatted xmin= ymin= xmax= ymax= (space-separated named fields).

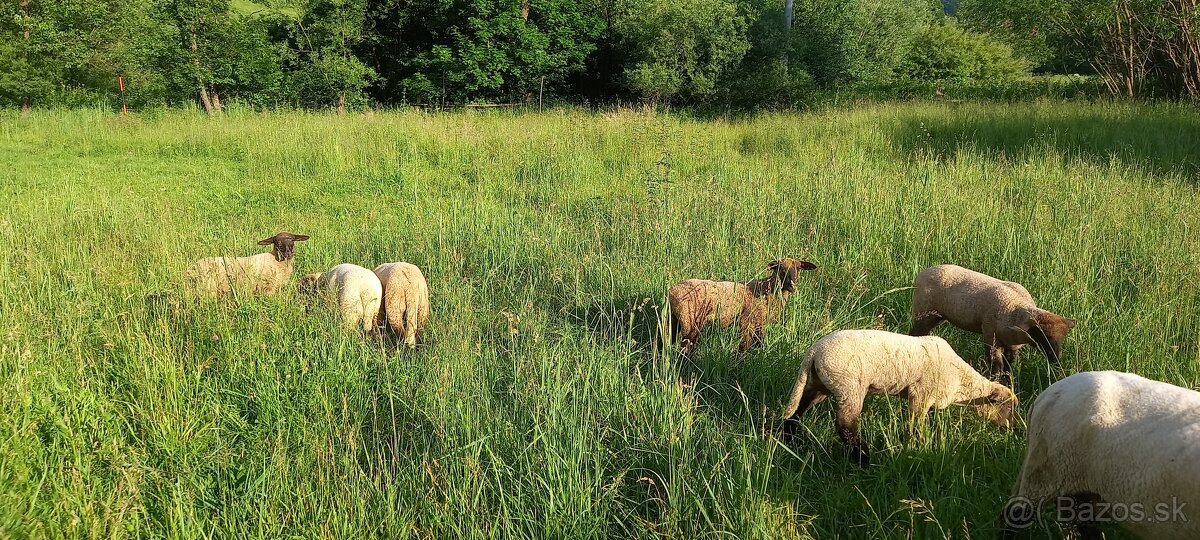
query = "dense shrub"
xmin=900 ymin=20 xmax=1030 ymax=83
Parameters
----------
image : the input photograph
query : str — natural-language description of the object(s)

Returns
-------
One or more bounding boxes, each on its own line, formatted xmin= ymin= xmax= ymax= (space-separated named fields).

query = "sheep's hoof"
xmin=778 ymin=419 xmax=801 ymax=443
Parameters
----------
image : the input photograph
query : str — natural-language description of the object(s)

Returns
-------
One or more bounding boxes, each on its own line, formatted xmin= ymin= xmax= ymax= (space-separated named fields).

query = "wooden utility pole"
xmin=784 ymin=0 xmax=793 ymax=32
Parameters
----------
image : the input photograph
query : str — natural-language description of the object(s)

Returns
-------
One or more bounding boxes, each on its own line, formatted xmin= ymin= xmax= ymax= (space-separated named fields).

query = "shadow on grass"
xmin=892 ymin=108 xmax=1200 ymax=183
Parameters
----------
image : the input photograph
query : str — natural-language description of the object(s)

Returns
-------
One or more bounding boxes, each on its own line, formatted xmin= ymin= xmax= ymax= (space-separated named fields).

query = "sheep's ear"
xmin=989 ymin=386 xmax=1011 ymax=403
xmin=767 ymin=260 xmax=781 ymax=272
xmin=1065 ymin=318 xmax=1077 ymax=330
xmin=292 ymin=234 xmax=310 ymax=241
xmin=258 ymin=237 xmax=276 ymax=245
xmin=797 ymin=260 xmax=817 ymax=271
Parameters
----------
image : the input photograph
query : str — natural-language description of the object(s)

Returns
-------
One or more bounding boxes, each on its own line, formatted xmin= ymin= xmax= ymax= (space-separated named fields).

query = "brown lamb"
xmin=666 ymin=257 xmax=817 ymax=354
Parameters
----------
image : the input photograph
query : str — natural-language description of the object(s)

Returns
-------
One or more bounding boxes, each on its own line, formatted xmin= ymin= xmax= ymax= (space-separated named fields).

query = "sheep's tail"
xmin=402 ymin=288 xmax=421 ymax=345
xmin=781 ymin=347 xmax=817 ymax=420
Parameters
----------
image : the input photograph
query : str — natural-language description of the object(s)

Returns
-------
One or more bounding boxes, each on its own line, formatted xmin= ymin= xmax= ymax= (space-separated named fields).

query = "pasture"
xmin=1 ymin=101 xmax=1198 ymax=538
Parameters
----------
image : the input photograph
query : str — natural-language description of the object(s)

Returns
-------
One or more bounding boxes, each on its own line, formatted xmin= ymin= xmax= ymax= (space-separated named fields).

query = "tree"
xmin=791 ymin=0 xmax=939 ymax=87
xmin=960 ymin=0 xmax=1200 ymax=98
xmin=616 ymin=0 xmax=751 ymax=102
xmin=283 ymin=0 xmax=376 ymax=111
xmin=361 ymin=0 xmax=602 ymax=105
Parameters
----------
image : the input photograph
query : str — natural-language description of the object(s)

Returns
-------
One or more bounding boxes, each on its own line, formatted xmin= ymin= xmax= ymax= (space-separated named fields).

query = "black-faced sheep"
xmin=373 ymin=262 xmax=430 ymax=348
xmin=909 ymin=264 xmax=1076 ymax=374
xmin=780 ymin=329 xmax=1016 ymax=467
xmin=666 ymin=257 xmax=816 ymax=354
xmin=186 ymin=232 xmax=309 ymax=298
xmin=1002 ymin=371 xmax=1200 ymax=540
xmin=298 ymin=263 xmax=382 ymax=332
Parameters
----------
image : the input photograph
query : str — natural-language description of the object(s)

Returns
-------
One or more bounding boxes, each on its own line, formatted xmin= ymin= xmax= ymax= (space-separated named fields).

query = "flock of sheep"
xmin=184 ymin=232 xmax=1198 ymax=539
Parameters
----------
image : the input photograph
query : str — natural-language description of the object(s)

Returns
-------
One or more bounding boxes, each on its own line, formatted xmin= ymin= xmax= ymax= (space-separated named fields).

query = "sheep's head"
xmin=258 ymin=231 xmax=309 ymax=262
xmin=297 ymin=273 xmax=321 ymax=294
xmin=1023 ymin=311 xmax=1077 ymax=363
xmin=972 ymin=383 xmax=1018 ymax=432
xmin=767 ymin=258 xmax=817 ymax=293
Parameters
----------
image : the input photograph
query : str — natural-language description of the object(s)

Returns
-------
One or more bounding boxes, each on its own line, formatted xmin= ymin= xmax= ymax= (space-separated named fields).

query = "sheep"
xmin=909 ymin=264 xmax=1076 ymax=374
xmin=298 ymin=263 xmax=383 ymax=332
xmin=666 ymin=257 xmax=817 ymax=354
xmin=372 ymin=262 xmax=430 ymax=348
xmin=780 ymin=329 xmax=1016 ymax=467
xmin=185 ymin=232 xmax=309 ymax=298
xmin=1002 ymin=371 xmax=1200 ymax=540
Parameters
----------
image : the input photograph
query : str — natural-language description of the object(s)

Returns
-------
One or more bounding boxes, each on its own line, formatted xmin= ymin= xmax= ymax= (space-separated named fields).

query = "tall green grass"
xmin=1 ymin=101 xmax=1197 ymax=539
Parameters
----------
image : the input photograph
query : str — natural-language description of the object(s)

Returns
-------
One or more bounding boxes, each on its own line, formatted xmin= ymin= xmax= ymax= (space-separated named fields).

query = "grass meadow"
xmin=1 ymin=101 xmax=1198 ymax=539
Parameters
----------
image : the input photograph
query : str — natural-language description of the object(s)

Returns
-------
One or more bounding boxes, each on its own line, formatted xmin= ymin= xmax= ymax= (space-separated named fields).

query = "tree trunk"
xmin=1163 ymin=0 xmax=1200 ymax=99
xmin=210 ymin=86 xmax=223 ymax=114
xmin=191 ymin=31 xmax=217 ymax=115
xmin=521 ymin=0 xmax=529 ymax=21
xmin=337 ymin=93 xmax=346 ymax=115
xmin=785 ymin=0 xmax=793 ymax=30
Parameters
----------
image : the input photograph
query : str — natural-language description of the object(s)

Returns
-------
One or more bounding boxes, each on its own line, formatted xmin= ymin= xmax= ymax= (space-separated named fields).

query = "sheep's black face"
xmin=1030 ymin=314 xmax=1076 ymax=363
xmin=258 ymin=231 xmax=309 ymax=262
xmin=769 ymin=258 xmax=818 ymax=293
xmin=274 ymin=238 xmax=296 ymax=262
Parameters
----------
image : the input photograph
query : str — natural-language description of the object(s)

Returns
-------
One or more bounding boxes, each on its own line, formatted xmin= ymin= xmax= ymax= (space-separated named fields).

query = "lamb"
xmin=909 ymin=264 xmax=1076 ymax=374
xmin=373 ymin=262 xmax=430 ymax=348
xmin=185 ymin=232 xmax=309 ymax=298
xmin=780 ymin=329 xmax=1016 ymax=467
xmin=666 ymin=257 xmax=817 ymax=354
xmin=298 ymin=263 xmax=383 ymax=332
xmin=1003 ymin=371 xmax=1200 ymax=540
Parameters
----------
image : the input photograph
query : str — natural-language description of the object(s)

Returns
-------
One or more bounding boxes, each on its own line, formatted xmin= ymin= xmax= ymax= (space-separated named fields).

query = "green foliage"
xmin=711 ymin=3 xmax=815 ymax=110
xmin=281 ymin=0 xmax=376 ymax=109
xmin=959 ymin=0 xmax=1200 ymax=98
xmin=361 ymin=0 xmax=602 ymax=104
xmin=793 ymin=0 xmax=940 ymax=87
xmin=900 ymin=20 xmax=1030 ymax=83
xmin=616 ymin=0 xmax=750 ymax=102
xmin=0 ymin=0 xmax=121 ymax=107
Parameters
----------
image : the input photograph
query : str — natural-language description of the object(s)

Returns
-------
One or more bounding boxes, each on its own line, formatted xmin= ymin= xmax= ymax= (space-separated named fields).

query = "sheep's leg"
xmin=986 ymin=341 xmax=1008 ymax=374
xmin=998 ymin=496 xmax=1040 ymax=539
xmin=835 ymin=398 xmax=870 ymax=467
xmin=737 ymin=325 xmax=764 ymax=354
xmin=908 ymin=311 xmax=944 ymax=336
xmin=680 ymin=325 xmax=701 ymax=355
xmin=1063 ymin=492 xmax=1104 ymax=540
xmin=905 ymin=400 xmax=933 ymax=444
xmin=780 ymin=387 xmax=828 ymax=441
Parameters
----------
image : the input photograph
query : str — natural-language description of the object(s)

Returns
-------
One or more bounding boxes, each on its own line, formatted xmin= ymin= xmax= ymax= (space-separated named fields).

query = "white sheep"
xmin=1003 ymin=371 xmax=1200 ymax=540
xmin=780 ymin=329 xmax=1016 ymax=467
xmin=298 ymin=263 xmax=383 ymax=332
xmin=372 ymin=262 xmax=430 ymax=348
xmin=185 ymin=232 xmax=309 ymax=298
xmin=909 ymin=264 xmax=1076 ymax=374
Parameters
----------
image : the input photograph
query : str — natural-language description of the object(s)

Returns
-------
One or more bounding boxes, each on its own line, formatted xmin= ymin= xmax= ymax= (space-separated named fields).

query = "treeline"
xmin=1 ymin=0 xmax=1196 ymax=112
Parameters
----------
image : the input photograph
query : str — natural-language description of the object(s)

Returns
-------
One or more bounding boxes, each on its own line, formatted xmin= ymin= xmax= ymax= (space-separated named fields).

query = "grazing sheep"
xmin=909 ymin=264 xmax=1076 ymax=374
xmin=1003 ymin=371 xmax=1200 ymax=539
xmin=666 ymin=258 xmax=817 ymax=354
xmin=186 ymin=232 xmax=309 ymax=298
xmin=780 ymin=329 xmax=1016 ymax=467
xmin=298 ymin=263 xmax=382 ymax=332
xmin=373 ymin=262 xmax=430 ymax=348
